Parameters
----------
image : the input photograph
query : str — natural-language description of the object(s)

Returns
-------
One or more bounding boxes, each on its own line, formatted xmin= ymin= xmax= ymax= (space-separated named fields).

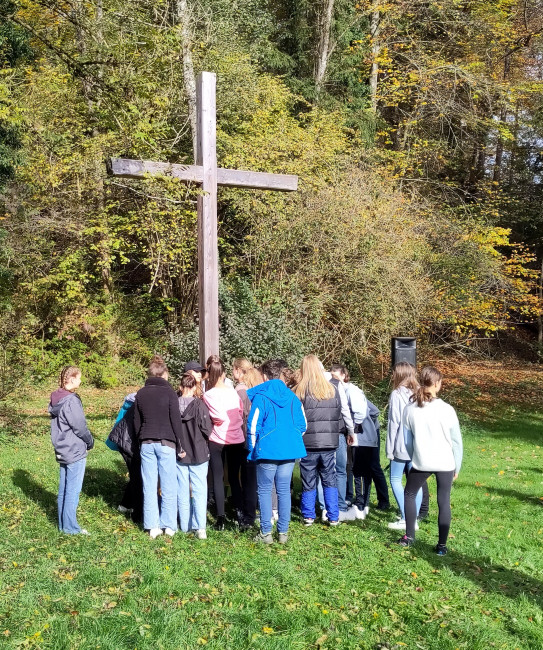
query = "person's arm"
xmin=449 ymin=410 xmax=463 ymax=477
xmin=133 ymin=397 xmax=142 ymax=436
xmin=64 ymin=397 xmax=94 ymax=449
xmin=247 ymin=395 xmax=266 ymax=455
xmin=403 ymin=407 xmax=414 ymax=459
xmin=385 ymin=391 xmax=401 ymax=460
xmin=348 ymin=384 xmax=368 ymax=424
xmin=337 ymin=382 xmax=354 ymax=434
xmin=169 ymin=391 xmax=185 ymax=456
xmin=198 ymin=402 xmax=213 ymax=439
xmin=292 ymin=396 xmax=307 ymax=436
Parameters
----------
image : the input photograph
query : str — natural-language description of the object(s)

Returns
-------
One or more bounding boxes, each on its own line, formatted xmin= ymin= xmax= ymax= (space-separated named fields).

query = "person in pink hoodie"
xmin=202 ymin=355 xmax=245 ymax=530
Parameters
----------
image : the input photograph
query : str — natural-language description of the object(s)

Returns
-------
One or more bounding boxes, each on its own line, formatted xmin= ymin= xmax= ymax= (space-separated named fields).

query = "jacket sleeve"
xmin=337 ymin=382 xmax=354 ymax=434
xmin=198 ymin=401 xmax=213 ymax=440
xmin=292 ymin=396 xmax=307 ymax=435
xmin=247 ymin=395 xmax=267 ymax=455
xmin=347 ymin=384 xmax=368 ymax=425
xmin=403 ymin=409 xmax=414 ymax=459
xmin=64 ymin=397 xmax=94 ymax=449
xmin=134 ymin=396 xmax=142 ymax=436
xmin=169 ymin=391 xmax=185 ymax=452
xmin=449 ymin=409 xmax=463 ymax=474
xmin=386 ymin=391 xmax=401 ymax=460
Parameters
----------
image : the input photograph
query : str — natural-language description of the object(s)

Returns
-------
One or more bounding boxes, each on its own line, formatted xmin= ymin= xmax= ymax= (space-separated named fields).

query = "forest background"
xmin=1 ymin=0 xmax=543 ymax=392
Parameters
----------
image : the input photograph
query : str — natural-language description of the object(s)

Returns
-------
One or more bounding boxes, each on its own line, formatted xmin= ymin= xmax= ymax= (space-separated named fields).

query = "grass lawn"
xmin=0 ymin=372 xmax=542 ymax=649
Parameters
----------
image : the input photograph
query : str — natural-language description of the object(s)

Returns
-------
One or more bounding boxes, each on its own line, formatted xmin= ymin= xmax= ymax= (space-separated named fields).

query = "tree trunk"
xmin=538 ymin=260 xmax=543 ymax=346
xmin=314 ymin=0 xmax=335 ymax=92
xmin=175 ymin=0 xmax=198 ymax=158
xmin=369 ymin=2 xmax=380 ymax=112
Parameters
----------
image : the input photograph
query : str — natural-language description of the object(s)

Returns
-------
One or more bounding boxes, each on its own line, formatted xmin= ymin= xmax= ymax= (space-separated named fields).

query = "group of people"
xmin=49 ymin=353 xmax=463 ymax=554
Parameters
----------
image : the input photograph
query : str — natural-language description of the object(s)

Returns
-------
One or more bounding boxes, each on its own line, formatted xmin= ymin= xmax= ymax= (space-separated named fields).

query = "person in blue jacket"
xmin=247 ymin=359 xmax=307 ymax=544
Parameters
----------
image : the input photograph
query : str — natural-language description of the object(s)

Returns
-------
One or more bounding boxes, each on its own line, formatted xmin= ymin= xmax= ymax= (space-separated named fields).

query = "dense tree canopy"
xmin=1 ymin=0 xmax=542 ymax=387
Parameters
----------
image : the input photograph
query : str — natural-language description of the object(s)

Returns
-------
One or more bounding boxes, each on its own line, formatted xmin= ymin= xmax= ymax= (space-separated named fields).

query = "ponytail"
xmin=412 ymin=366 xmax=442 ymax=407
xmin=206 ymin=355 xmax=226 ymax=390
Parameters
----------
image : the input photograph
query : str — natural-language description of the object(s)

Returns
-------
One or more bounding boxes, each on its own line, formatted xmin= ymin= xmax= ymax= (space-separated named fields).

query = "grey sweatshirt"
xmin=49 ymin=391 xmax=94 ymax=464
xmin=385 ymin=386 xmax=413 ymax=461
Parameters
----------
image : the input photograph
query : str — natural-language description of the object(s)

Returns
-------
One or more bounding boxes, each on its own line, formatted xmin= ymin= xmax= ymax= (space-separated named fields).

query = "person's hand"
xmin=347 ymin=434 xmax=355 ymax=446
xmin=453 ymin=473 xmax=458 ymax=481
xmin=87 ymin=438 xmax=95 ymax=451
xmin=178 ymin=451 xmax=187 ymax=459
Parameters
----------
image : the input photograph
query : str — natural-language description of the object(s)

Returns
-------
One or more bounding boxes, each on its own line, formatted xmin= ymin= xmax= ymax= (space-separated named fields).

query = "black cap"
xmin=183 ymin=360 xmax=205 ymax=373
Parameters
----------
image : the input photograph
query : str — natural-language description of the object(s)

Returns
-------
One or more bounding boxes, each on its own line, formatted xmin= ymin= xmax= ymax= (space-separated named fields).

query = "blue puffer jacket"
xmin=246 ymin=379 xmax=307 ymax=462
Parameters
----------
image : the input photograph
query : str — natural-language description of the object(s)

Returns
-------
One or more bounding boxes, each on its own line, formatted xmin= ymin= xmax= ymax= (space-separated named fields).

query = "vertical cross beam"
xmin=196 ymin=72 xmax=219 ymax=365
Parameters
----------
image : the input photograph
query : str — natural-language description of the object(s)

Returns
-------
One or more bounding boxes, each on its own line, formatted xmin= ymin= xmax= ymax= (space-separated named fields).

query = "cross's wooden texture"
xmin=107 ymin=71 xmax=298 ymax=364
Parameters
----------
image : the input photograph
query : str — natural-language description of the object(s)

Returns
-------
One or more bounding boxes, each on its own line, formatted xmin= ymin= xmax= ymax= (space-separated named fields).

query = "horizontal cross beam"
xmin=107 ymin=157 xmax=298 ymax=192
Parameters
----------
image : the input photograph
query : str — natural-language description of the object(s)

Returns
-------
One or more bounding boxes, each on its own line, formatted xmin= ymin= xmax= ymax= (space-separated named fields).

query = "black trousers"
xmin=240 ymin=459 xmax=258 ymax=524
xmin=119 ymin=450 xmax=143 ymax=523
xmin=405 ymin=469 xmax=454 ymax=544
xmin=404 ymin=462 xmax=430 ymax=516
xmin=208 ymin=441 xmax=246 ymax=518
xmin=352 ymin=444 xmax=390 ymax=508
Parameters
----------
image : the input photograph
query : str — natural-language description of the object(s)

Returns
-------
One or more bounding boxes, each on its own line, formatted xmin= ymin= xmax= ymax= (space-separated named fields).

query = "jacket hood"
xmin=49 ymin=389 xmax=75 ymax=414
xmin=247 ymin=379 xmax=292 ymax=408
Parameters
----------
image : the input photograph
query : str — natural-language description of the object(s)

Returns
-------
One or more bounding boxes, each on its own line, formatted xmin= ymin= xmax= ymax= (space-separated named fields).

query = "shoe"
xmin=278 ymin=532 xmax=288 ymax=544
xmin=254 ymin=532 xmax=273 ymax=544
xmin=353 ymin=505 xmax=366 ymax=520
xmin=272 ymin=510 xmax=279 ymax=522
xmin=418 ymin=512 xmax=429 ymax=522
xmin=345 ymin=500 xmax=353 ymax=507
xmin=435 ymin=543 xmax=448 ymax=556
xmin=364 ymin=506 xmax=370 ymax=516
xmin=196 ymin=529 xmax=207 ymax=540
xmin=329 ymin=520 xmax=339 ymax=526
xmin=377 ymin=503 xmax=391 ymax=511
xmin=149 ymin=528 xmax=163 ymax=539
xmin=303 ymin=518 xmax=314 ymax=527
xmin=321 ymin=509 xmax=328 ymax=522
xmin=388 ymin=519 xmax=419 ymax=531
xmin=79 ymin=529 xmax=90 ymax=536
xmin=215 ymin=516 xmax=226 ymax=531
xmin=397 ymin=534 xmax=414 ymax=547
xmin=118 ymin=505 xmax=133 ymax=515
xmin=338 ymin=507 xmax=357 ymax=522
xmin=164 ymin=527 xmax=176 ymax=537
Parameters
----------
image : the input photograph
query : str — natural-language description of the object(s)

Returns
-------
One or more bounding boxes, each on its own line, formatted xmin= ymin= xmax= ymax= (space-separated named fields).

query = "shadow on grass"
xmin=82 ymin=466 xmax=126 ymax=509
xmin=423 ymin=546 xmax=543 ymax=610
xmin=478 ymin=414 xmax=543 ymax=445
xmin=484 ymin=486 xmax=543 ymax=507
xmin=12 ymin=469 xmax=58 ymax=526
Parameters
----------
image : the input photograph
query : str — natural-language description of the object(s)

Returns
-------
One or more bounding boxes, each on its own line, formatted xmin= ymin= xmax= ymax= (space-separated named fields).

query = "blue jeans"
xmin=257 ymin=461 xmax=295 ymax=535
xmin=140 ymin=443 xmax=177 ymax=531
xmin=58 ymin=457 xmax=86 ymax=534
xmin=177 ymin=461 xmax=209 ymax=532
xmin=390 ymin=458 xmax=422 ymax=519
xmin=299 ymin=450 xmax=339 ymax=522
xmin=336 ymin=435 xmax=348 ymax=511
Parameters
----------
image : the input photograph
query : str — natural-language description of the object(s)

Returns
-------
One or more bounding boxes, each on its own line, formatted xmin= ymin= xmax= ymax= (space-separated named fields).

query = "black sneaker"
xmin=215 ymin=515 xmax=226 ymax=531
xmin=435 ymin=543 xmax=448 ymax=556
xmin=397 ymin=534 xmax=414 ymax=547
xmin=377 ymin=503 xmax=391 ymax=511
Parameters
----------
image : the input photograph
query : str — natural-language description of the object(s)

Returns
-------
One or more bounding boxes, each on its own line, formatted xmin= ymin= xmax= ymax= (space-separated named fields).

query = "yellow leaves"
xmin=262 ymin=626 xmax=274 ymax=634
xmin=411 ymin=572 xmax=418 ymax=579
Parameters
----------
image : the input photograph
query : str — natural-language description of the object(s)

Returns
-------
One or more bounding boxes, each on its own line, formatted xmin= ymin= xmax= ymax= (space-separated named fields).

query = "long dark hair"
xmin=206 ymin=355 xmax=226 ymax=390
xmin=412 ymin=366 xmax=442 ymax=407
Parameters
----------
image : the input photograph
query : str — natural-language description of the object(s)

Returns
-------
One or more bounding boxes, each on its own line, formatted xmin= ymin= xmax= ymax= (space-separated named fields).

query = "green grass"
xmin=0 ymin=384 xmax=542 ymax=649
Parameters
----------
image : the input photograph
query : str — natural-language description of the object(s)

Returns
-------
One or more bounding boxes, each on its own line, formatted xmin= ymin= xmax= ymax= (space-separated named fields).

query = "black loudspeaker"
xmin=391 ymin=337 xmax=417 ymax=368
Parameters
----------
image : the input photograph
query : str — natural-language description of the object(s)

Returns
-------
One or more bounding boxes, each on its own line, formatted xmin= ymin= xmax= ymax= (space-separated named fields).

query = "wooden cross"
xmin=107 ymin=72 xmax=298 ymax=364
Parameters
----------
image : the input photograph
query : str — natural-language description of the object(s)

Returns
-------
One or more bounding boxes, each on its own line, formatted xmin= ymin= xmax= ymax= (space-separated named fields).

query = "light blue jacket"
xmin=247 ymin=380 xmax=307 ymax=462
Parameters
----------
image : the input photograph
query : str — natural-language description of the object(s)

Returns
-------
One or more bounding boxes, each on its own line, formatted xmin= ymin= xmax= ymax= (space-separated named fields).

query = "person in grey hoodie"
xmin=49 ymin=366 xmax=94 ymax=535
xmin=385 ymin=362 xmax=423 ymax=530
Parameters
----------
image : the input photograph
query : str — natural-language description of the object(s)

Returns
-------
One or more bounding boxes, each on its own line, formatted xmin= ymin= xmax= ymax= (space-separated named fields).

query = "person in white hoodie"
xmin=385 ymin=362 xmax=423 ymax=530
xmin=397 ymin=366 xmax=463 ymax=555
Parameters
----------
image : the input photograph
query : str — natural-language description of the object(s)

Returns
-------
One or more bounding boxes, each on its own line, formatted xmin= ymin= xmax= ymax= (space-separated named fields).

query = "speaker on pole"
xmin=391 ymin=337 xmax=417 ymax=368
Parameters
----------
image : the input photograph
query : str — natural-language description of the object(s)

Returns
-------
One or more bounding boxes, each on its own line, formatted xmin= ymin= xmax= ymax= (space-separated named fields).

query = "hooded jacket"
xmin=385 ymin=386 xmax=413 ymax=460
xmin=247 ymin=379 xmax=307 ymax=462
xmin=49 ymin=389 xmax=94 ymax=464
xmin=176 ymin=397 xmax=212 ymax=465
xmin=106 ymin=393 xmax=137 ymax=454
xmin=354 ymin=399 xmax=380 ymax=448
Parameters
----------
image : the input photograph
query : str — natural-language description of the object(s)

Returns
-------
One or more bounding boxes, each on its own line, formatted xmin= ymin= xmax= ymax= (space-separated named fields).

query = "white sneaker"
xmin=117 ymin=505 xmax=133 ymax=515
xmin=364 ymin=506 xmax=370 ymax=516
xmin=79 ymin=529 xmax=90 ymax=535
xmin=196 ymin=529 xmax=207 ymax=540
xmin=338 ymin=507 xmax=357 ymax=522
xmin=272 ymin=510 xmax=279 ymax=522
xmin=149 ymin=528 xmax=163 ymax=539
xmin=388 ymin=519 xmax=419 ymax=530
xmin=353 ymin=505 xmax=366 ymax=520
xmin=321 ymin=509 xmax=328 ymax=522
xmin=164 ymin=527 xmax=176 ymax=537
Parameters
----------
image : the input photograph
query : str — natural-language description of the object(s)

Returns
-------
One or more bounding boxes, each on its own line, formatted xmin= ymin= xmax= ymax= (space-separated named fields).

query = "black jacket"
xmin=134 ymin=377 xmax=184 ymax=446
xmin=108 ymin=403 xmax=138 ymax=458
xmin=302 ymin=384 xmax=342 ymax=450
xmin=177 ymin=398 xmax=212 ymax=465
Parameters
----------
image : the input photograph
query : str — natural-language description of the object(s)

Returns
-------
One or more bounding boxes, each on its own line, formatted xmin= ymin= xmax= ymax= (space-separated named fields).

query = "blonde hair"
xmin=294 ymin=354 xmax=335 ymax=401
xmin=244 ymin=367 xmax=264 ymax=388
xmin=392 ymin=362 xmax=419 ymax=392
xmin=233 ymin=358 xmax=253 ymax=375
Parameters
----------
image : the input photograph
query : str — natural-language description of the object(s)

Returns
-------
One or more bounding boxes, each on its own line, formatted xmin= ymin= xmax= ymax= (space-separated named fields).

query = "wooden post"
xmin=196 ymin=72 xmax=219 ymax=365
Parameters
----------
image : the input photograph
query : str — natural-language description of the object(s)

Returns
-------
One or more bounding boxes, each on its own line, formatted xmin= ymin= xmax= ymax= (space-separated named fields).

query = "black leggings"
xmin=208 ymin=441 xmax=245 ymax=517
xmin=405 ymin=469 xmax=454 ymax=544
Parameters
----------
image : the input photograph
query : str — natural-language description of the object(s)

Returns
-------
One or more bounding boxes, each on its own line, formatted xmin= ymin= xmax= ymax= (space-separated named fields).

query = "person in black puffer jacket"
xmin=294 ymin=355 xmax=353 ymax=526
